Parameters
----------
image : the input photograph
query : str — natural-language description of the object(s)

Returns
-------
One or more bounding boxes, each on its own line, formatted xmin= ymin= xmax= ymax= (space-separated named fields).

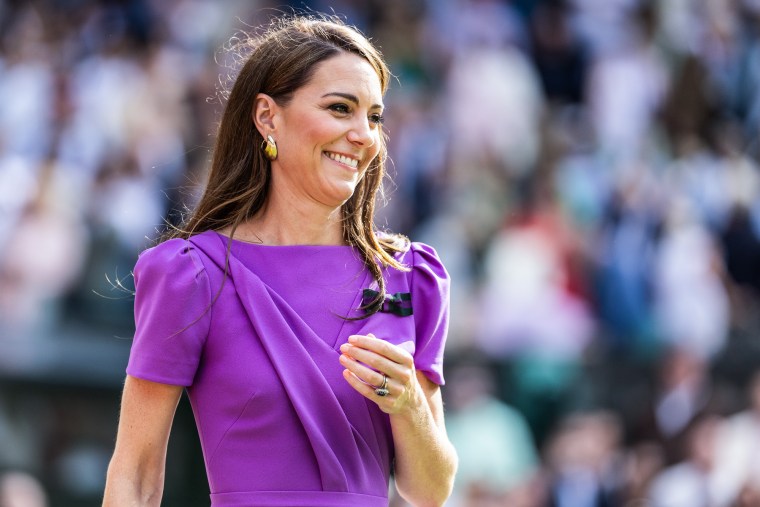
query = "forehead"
xmin=299 ymin=52 xmax=383 ymax=105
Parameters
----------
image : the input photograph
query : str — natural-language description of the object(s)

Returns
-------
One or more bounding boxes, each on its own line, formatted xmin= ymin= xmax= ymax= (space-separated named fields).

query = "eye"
xmin=328 ymin=103 xmax=350 ymax=115
xmin=369 ymin=113 xmax=385 ymax=126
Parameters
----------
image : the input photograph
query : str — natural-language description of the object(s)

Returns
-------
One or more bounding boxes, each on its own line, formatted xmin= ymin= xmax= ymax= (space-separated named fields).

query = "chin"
xmin=326 ymin=182 xmax=360 ymax=206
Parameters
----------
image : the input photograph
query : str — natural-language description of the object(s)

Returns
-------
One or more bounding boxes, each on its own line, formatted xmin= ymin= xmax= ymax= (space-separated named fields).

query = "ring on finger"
xmin=374 ymin=374 xmax=390 ymax=397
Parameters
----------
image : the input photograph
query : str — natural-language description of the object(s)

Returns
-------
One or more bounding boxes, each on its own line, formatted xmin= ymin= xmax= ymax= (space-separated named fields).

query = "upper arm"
xmin=110 ymin=375 xmax=183 ymax=471
xmin=127 ymin=240 xmax=211 ymax=386
xmin=409 ymin=242 xmax=450 ymax=386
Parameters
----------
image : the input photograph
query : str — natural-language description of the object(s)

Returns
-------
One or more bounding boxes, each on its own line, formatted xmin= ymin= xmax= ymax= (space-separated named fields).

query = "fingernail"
xmin=348 ymin=335 xmax=359 ymax=343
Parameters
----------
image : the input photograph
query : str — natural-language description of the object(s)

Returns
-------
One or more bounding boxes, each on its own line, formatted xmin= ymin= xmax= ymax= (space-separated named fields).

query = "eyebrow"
xmin=322 ymin=92 xmax=383 ymax=110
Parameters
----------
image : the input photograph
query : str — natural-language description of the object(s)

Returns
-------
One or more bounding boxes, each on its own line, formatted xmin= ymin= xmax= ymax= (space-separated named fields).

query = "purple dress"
xmin=126 ymin=230 xmax=450 ymax=506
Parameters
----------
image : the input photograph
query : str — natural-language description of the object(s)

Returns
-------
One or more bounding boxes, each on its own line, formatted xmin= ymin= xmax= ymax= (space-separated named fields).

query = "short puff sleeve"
xmin=410 ymin=242 xmax=451 ymax=386
xmin=126 ymin=238 xmax=211 ymax=386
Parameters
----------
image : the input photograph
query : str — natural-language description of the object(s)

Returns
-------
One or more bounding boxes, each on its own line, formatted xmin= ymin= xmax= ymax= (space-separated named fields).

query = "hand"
xmin=339 ymin=333 xmax=420 ymax=414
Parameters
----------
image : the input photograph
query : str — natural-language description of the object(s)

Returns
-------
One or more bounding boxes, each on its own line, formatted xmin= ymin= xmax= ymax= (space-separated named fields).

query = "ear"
xmin=252 ymin=93 xmax=279 ymax=138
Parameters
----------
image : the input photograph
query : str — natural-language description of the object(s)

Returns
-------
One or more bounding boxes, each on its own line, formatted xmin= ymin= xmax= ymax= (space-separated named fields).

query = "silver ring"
xmin=374 ymin=374 xmax=389 ymax=397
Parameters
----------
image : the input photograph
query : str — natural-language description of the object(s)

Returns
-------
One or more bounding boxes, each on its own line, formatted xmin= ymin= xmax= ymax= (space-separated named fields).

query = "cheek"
xmin=287 ymin=119 xmax=332 ymax=154
xmin=303 ymin=127 xmax=328 ymax=154
xmin=368 ymin=131 xmax=383 ymax=157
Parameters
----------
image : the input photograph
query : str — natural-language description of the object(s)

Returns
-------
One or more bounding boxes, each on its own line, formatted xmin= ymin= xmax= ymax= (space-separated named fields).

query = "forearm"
xmin=103 ymin=376 xmax=181 ymax=507
xmin=102 ymin=459 xmax=165 ymax=507
xmin=390 ymin=385 xmax=457 ymax=507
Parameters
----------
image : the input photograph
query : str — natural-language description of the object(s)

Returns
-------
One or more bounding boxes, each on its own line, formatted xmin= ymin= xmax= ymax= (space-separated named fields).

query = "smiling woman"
xmin=256 ymin=52 xmax=384 ymax=213
xmin=102 ymin=13 xmax=457 ymax=507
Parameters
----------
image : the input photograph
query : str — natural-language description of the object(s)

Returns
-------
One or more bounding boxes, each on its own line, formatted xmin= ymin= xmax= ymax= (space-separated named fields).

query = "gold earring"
xmin=262 ymin=135 xmax=278 ymax=161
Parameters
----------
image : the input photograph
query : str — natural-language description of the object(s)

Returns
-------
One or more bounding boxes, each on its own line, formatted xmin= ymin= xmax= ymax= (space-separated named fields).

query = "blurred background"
xmin=1 ymin=0 xmax=760 ymax=505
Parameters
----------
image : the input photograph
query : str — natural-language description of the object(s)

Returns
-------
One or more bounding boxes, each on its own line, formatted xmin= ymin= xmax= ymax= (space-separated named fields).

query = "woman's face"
xmin=269 ymin=52 xmax=384 ymax=208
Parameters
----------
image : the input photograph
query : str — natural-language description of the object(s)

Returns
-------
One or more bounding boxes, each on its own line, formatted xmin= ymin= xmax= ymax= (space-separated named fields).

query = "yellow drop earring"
xmin=262 ymin=135 xmax=278 ymax=161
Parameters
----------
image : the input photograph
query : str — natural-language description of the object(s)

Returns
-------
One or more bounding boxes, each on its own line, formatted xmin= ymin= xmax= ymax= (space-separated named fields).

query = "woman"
xmin=103 ymin=14 xmax=457 ymax=507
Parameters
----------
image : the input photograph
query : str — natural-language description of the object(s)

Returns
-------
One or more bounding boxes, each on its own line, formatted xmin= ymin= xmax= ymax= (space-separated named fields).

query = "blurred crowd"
xmin=1 ymin=0 xmax=760 ymax=506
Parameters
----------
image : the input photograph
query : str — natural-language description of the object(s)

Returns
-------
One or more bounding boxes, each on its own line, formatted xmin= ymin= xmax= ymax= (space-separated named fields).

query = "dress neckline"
xmin=209 ymin=230 xmax=355 ymax=250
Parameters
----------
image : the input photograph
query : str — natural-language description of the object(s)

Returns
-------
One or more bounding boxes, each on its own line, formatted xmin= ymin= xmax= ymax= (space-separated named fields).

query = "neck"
xmin=238 ymin=186 xmax=346 ymax=246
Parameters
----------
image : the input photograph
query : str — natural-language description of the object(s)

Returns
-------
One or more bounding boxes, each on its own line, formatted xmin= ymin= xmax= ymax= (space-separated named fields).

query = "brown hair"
xmin=169 ymin=14 xmax=408 ymax=316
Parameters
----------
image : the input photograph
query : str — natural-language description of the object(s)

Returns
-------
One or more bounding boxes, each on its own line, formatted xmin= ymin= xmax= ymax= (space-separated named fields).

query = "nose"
xmin=347 ymin=117 xmax=376 ymax=147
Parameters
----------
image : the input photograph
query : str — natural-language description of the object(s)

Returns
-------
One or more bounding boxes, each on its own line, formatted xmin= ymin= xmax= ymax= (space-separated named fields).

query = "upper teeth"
xmin=327 ymin=152 xmax=359 ymax=168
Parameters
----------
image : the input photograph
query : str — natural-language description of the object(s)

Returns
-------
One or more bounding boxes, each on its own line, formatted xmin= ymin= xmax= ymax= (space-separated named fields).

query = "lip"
xmin=324 ymin=150 xmax=361 ymax=170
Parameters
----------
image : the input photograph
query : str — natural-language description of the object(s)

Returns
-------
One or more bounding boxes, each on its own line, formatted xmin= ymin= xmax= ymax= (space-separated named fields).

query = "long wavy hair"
xmin=168 ymin=14 xmax=408 ymax=316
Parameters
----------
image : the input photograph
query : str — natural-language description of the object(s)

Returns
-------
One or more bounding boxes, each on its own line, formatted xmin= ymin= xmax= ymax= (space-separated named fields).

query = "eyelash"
xmin=328 ymin=104 xmax=385 ymax=126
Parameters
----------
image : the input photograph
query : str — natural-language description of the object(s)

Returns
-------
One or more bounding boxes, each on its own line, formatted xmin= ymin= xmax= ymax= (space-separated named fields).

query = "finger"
xmin=339 ymin=343 xmax=409 ymax=382
xmin=347 ymin=334 xmax=414 ymax=366
xmin=339 ymin=353 xmax=387 ymax=388
xmin=342 ymin=369 xmax=395 ymax=405
xmin=342 ymin=368 xmax=376 ymax=396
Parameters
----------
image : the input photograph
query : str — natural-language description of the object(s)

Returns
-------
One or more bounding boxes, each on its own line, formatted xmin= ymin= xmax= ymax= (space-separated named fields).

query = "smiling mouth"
xmin=324 ymin=151 xmax=359 ymax=169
